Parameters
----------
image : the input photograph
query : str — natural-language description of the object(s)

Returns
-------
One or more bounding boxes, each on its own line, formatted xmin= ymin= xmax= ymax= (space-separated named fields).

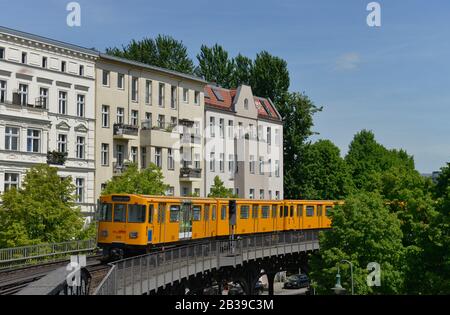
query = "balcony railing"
xmin=1 ymin=93 xmax=48 ymax=110
xmin=113 ymin=162 xmax=126 ymax=175
xmin=180 ymin=167 xmax=202 ymax=179
xmin=180 ymin=133 xmax=202 ymax=145
xmin=47 ymin=151 xmax=68 ymax=166
xmin=151 ymin=122 xmax=177 ymax=133
xmin=113 ymin=124 xmax=139 ymax=137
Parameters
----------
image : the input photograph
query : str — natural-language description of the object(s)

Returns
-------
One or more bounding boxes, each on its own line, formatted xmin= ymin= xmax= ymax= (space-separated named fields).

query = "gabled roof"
xmin=204 ymin=84 xmax=281 ymax=121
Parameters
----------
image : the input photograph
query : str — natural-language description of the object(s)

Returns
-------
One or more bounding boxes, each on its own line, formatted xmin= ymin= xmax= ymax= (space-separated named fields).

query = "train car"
xmin=96 ymin=194 xmax=338 ymax=259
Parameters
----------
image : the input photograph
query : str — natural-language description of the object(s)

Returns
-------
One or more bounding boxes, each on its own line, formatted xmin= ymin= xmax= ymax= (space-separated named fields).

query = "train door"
xmin=179 ymin=201 xmax=192 ymax=240
xmin=277 ymin=204 xmax=285 ymax=231
xmin=286 ymin=202 xmax=295 ymax=230
xmin=147 ymin=203 xmax=155 ymax=245
xmin=210 ymin=204 xmax=217 ymax=237
xmin=297 ymin=204 xmax=304 ymax=230
xmin=157 ymin=203 xmax=166 ymax=243
xmin=317 ymin=205 xmax=323 ymax=228
xmin=304 ymin=205 xmax=315 ymax=229
xmin=252 ymin=204 xmax=259 ymax=233
xmin=204 ymin=204 xmax=210 ymax=238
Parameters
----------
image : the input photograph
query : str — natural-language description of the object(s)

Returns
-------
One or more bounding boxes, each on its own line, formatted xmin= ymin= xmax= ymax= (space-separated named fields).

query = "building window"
xmin=155 ymin=147 xmax=162 ymax=168
xmin=18 ymin=84 xmax=28 ymax=106
xmin=157 ymin=115 xmax=165 ymax=129
xmin=158 ymin=83 xmax=165 ymax=107
xmin=27 ymin=129 xmax=41 ymax=153
xmin=171 ymin=86 xmax=177 ymax=109
xmin=102 ymin=105 xmax=110 ymax=128
xmin=275 ymin=160 xmax=280 ymax=177
xmin=194 ymin=153 xmax=201 ymax=169
xmin=168 ymin=149 xmax=175 ymax=170
xmin=268 ymin=159 xmax=272 ymax=177
xmin=194 ymin=122 xmax=200 ymax=136
xmin=238 ymin=122 xmax=243 ymax=139
xmin=141 ymin=147 xmax=147 ymax=169
xmin=132 ymin=77 xmax=138 ymax=102
xmin=5 ymin=127 xmax=19 ymax=151
xmin=209 ymin=117 xmax=215 ymax=138
xmin=145 ymin=80 xmax=152 ymax=104
xmin=75 ymin=178 xmax=84 ymax=203
xmin=228 ymin=120 xmax=234 ymax=139
xmin=0 ymin=47 xmax=4 ymax=59
xmin=258 ymin=125 xmax=263 ymax=141
xmin=0 ymin=80 xmax=6 ymax=103
xmin=102 ymin=70 xmax=110 ymax=86
xmin=170 ymin=116 xmax=177 ymax=128
xmin=131 ymin=147 xmax=138 ymax=164
xmin=244 ymin=98 xmax=249 ymax=110
xmin=219 ymin=153 xmax=224 ymax=173
xmin=77 ymin=94 xmax=85 ymax=117
xmin=219 ymin=119 xmax=224 ymax=138
xmin=275 ymin=128 xmax=281 ymax=146
xmin=260 ymin=189 xmax=265 ymax=200
xmin=249 ymin=155 xmax=255 ymax=174
xmin=259 ymin=157 xmax=264 ymax=175
xmin=21 ymin=52 xmax=27 ymax=64
xmin=228 ymin=154 xmax=234 ymax=174
xmin=57 ymin=134 xmax=67 ymax=153
xmin=183 ymin=88 xmax=188 ymax=103
xmin=276 ymin=191 xmax=280 ymax=200
xmin=131 ymin=110 xmax=139 ymax=126
xmin=116 ymin=144 xmax=124 ymax=166
xmin=58 ymin=91 xmax=67 ymax=114
xmin=101 ymin=143 xmax=109 ymax=166
xmin=42 ymin=56 xmax=47 ymax=68
xmin=210 ymin=152 xmax=215 ymax=172
xmin=166 ymin=187 xmax=175 ymax=196
xmin=76 ymin=136 xmax=85 ymax=159
xmin=116 ymin=107 xmax=124 ymax=124
xmin=117 ymin=73 xmax=124 ymax=89
xmin=39 ymin=88 xmax=48 ymax=108
xmin=4 ymin=173 xmax=19 ymax=192
xmin=249 ymin=189 xmax=254 ymax=200
xmin=61 ymin=61 xmax=66 ymax=72
xmin=194 ymin=91 xmax=200 ymax=104
xmin=267 ymin=127 xmax=272 ymax=146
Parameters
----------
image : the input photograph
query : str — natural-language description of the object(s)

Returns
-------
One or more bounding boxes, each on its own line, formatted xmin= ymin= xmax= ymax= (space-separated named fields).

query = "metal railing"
xmin=113 ymin=123 xmax=139 ymax=136
xmin=0 ymin=239 xmax=97 ymax=270
xmin=94 ymin=230 xmax=319 ymax=295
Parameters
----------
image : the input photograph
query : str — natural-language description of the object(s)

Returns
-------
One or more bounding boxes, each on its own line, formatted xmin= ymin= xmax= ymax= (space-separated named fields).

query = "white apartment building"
xmin=0 ymin=26 xmax=97 ymax=217
xmin=204 ymin=84 xmax=284 ymax=200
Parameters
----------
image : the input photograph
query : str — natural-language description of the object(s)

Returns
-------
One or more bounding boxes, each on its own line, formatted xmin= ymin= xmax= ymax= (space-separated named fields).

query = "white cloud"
xmin=335 ymin=52 xmax=361 ymax=71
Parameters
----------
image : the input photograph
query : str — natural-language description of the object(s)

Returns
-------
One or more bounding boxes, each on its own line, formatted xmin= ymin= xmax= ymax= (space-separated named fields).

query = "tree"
xmin=208 ymin=176 xmax=236 ymax=198
xmin=195 ymin=44 xmax=235 ymax=88
xmin=0 ymin=165 xmax=85 ymax=248
xmin=278 ymin=92 xmax=322 ymax=199
xmin=250 ymin=51 xmax=290 ymax=104
xmin=230 ymin=54 xmax=253 ymax=88
xmin=106 ymin=35 xmax=195 ymax=74
xmin=102 ymin=163 xmax=168 ymax=195
xmin=309 ymin=192 xmax=406 ymax=295
xmin=296 ymin=140 xmax=352 ymax=200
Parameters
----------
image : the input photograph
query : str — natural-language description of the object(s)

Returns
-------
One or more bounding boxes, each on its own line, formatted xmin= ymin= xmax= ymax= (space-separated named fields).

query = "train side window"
xmin=306 ymin=206 xmax=314 ymax=217
xmin=262 ymin=206 xmax=270 ymax=219
xmin=113 ymin=204 xmax=127 ymax=222
xmin=158 ymin=203 xmax=166 ymax=223
xmin=169 ymin=205 xmax=180 ymax=222
xmin=128 ymin=204 xmax=146 ymax=223
xmin=240 ymin=205 xmax=249 ymax=219
xmin=212 ymin=205 xmax=217 ymax=221
xmin=297 ymin=205 xmax=303 ymax=217
xmin=221 ymin=206 xmax=227 ymax=220
xmin=279 ymin=206 xmax=283 ymax=218
xmin=99 ymin=203 xmax=112 ymax=222
xmin=284 ymin=206 xmax=289 ymax=217
xmin=193 ymin=205 xmax=202 ymax=221
xmin=317 ymin=206 xmax=323 ymax=216
xmin=149 ymin=205 xmax=154 ymax=223
xmin=326 ymin=206 xmax=332 ymax=217
xmin=272 ymin=205 xmax=277 ymax=218
xmin=204 ymin=205 xmax=210 ymax=221
xmin=252 ymin=205 xmax=259 ymax=218
xmin=290 ymin=206 xmax=294 ymax=217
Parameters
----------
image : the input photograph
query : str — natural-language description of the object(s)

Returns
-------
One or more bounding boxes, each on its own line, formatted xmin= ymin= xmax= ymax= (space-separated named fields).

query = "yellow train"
xmin=97 ymin=194 xmax=338 ymax=259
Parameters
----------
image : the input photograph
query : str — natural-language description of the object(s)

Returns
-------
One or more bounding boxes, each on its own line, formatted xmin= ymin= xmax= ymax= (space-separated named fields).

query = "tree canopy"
xmin=208 ymin=176 xmax=236 ymax=198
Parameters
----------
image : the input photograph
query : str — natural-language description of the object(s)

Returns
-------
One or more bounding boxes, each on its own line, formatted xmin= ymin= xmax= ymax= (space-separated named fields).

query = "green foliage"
xmin=195 ymin=44 xmax=235 ymax=88
xmin=230 ymin=54 xmax=253 ymax=88
xmin=106 ymin=35 xmax=195 ymax=74
xmin=296 ymin=140 xmax=352 ymax=200
xmin=102 ymin=163 xmax=168 ymax=196
xmin=0 ymin=165 xmax=85 ymax=248
xmin=207 ymin=176 xmax=236 ymax=198
xmin=310 ymin=192 xmax=406 ymax=294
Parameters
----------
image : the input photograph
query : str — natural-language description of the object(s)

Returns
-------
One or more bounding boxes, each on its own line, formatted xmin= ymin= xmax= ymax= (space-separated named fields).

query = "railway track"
xmin=0 ymin=254 xmax=103 ymax=295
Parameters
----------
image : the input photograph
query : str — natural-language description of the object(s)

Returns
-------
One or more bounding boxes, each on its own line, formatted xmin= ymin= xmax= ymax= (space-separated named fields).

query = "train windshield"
xmin=114 ymin=204 xmax=127 ymax=222
xmin=128 ymin=204 xmax=146 ymax=223
xmin=99 ymin=203 xmax=112 ymax=222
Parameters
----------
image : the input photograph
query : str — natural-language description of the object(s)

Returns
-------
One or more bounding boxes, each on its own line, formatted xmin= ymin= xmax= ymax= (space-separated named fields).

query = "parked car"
xmin=283 ymin=274 xmax=310 ymax=289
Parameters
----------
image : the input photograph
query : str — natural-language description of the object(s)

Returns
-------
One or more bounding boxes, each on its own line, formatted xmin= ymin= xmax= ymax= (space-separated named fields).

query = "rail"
xmin=94 ymin=230 xmax=319 ymax=295
xmin=0 ymin=239 xmax=97 ymax=270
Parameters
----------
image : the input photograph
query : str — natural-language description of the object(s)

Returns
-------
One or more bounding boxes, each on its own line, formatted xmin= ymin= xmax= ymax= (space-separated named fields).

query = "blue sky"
xmin=1 ymin=0 xmax=449 ymax=173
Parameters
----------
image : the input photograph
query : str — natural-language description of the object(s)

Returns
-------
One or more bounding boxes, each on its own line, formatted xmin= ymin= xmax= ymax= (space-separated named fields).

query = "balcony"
xmin=113 ymin=123 xmax=139 ymax=140
xmin=180 ymin=167 xmax=202 ymax=182
xmin=113 ymin=162 xmax=128 ymax=175
xmin=180 ymin=133 xmax=202 ymax=146
xmin=47 ymin=151 xmax=68 ymax=166
xmin=141 ymin=120 xmax=179 ymax=148
xmin=1 ymin=93 xmax=48 ymax=111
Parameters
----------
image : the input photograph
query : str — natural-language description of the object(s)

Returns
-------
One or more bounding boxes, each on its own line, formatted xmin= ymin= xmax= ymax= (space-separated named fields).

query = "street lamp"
xmin=331 ymin=265 xmax=346 ymax=295
xmin=340 ymin=260 xmax=354 ymax=295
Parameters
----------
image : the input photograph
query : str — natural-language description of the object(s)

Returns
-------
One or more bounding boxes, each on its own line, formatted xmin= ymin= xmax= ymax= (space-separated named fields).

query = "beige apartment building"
xmin=95 ymin=54 xmax=207 ymax=199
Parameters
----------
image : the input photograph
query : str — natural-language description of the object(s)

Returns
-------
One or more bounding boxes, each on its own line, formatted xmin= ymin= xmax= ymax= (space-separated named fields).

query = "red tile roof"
xmin=204 ymin=85 xmax=281 ymax=121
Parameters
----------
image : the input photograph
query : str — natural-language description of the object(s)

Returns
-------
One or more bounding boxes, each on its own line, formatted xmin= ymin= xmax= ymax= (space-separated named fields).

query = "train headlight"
xmin=129 ymin=232 xmax=139 ymax=239
xmin=101 ymin=230 xmax=108 ymax=237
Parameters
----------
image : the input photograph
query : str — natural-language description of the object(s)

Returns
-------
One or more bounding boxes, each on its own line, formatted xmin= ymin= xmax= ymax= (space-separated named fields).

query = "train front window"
xmin=128 ymin=204 xmax=146 ymax=223
xmin=193 ymin=205 xmax=202 ymax=221
xmin=306 ymin=206 xmax=314 ymax=217
xmin=114 ymin=204 xmax=127 ymax=222
xmin=170 ymin=205 xmax=180 ymax=222
xmin=99 ymin=203 xmax=112 ymax=222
